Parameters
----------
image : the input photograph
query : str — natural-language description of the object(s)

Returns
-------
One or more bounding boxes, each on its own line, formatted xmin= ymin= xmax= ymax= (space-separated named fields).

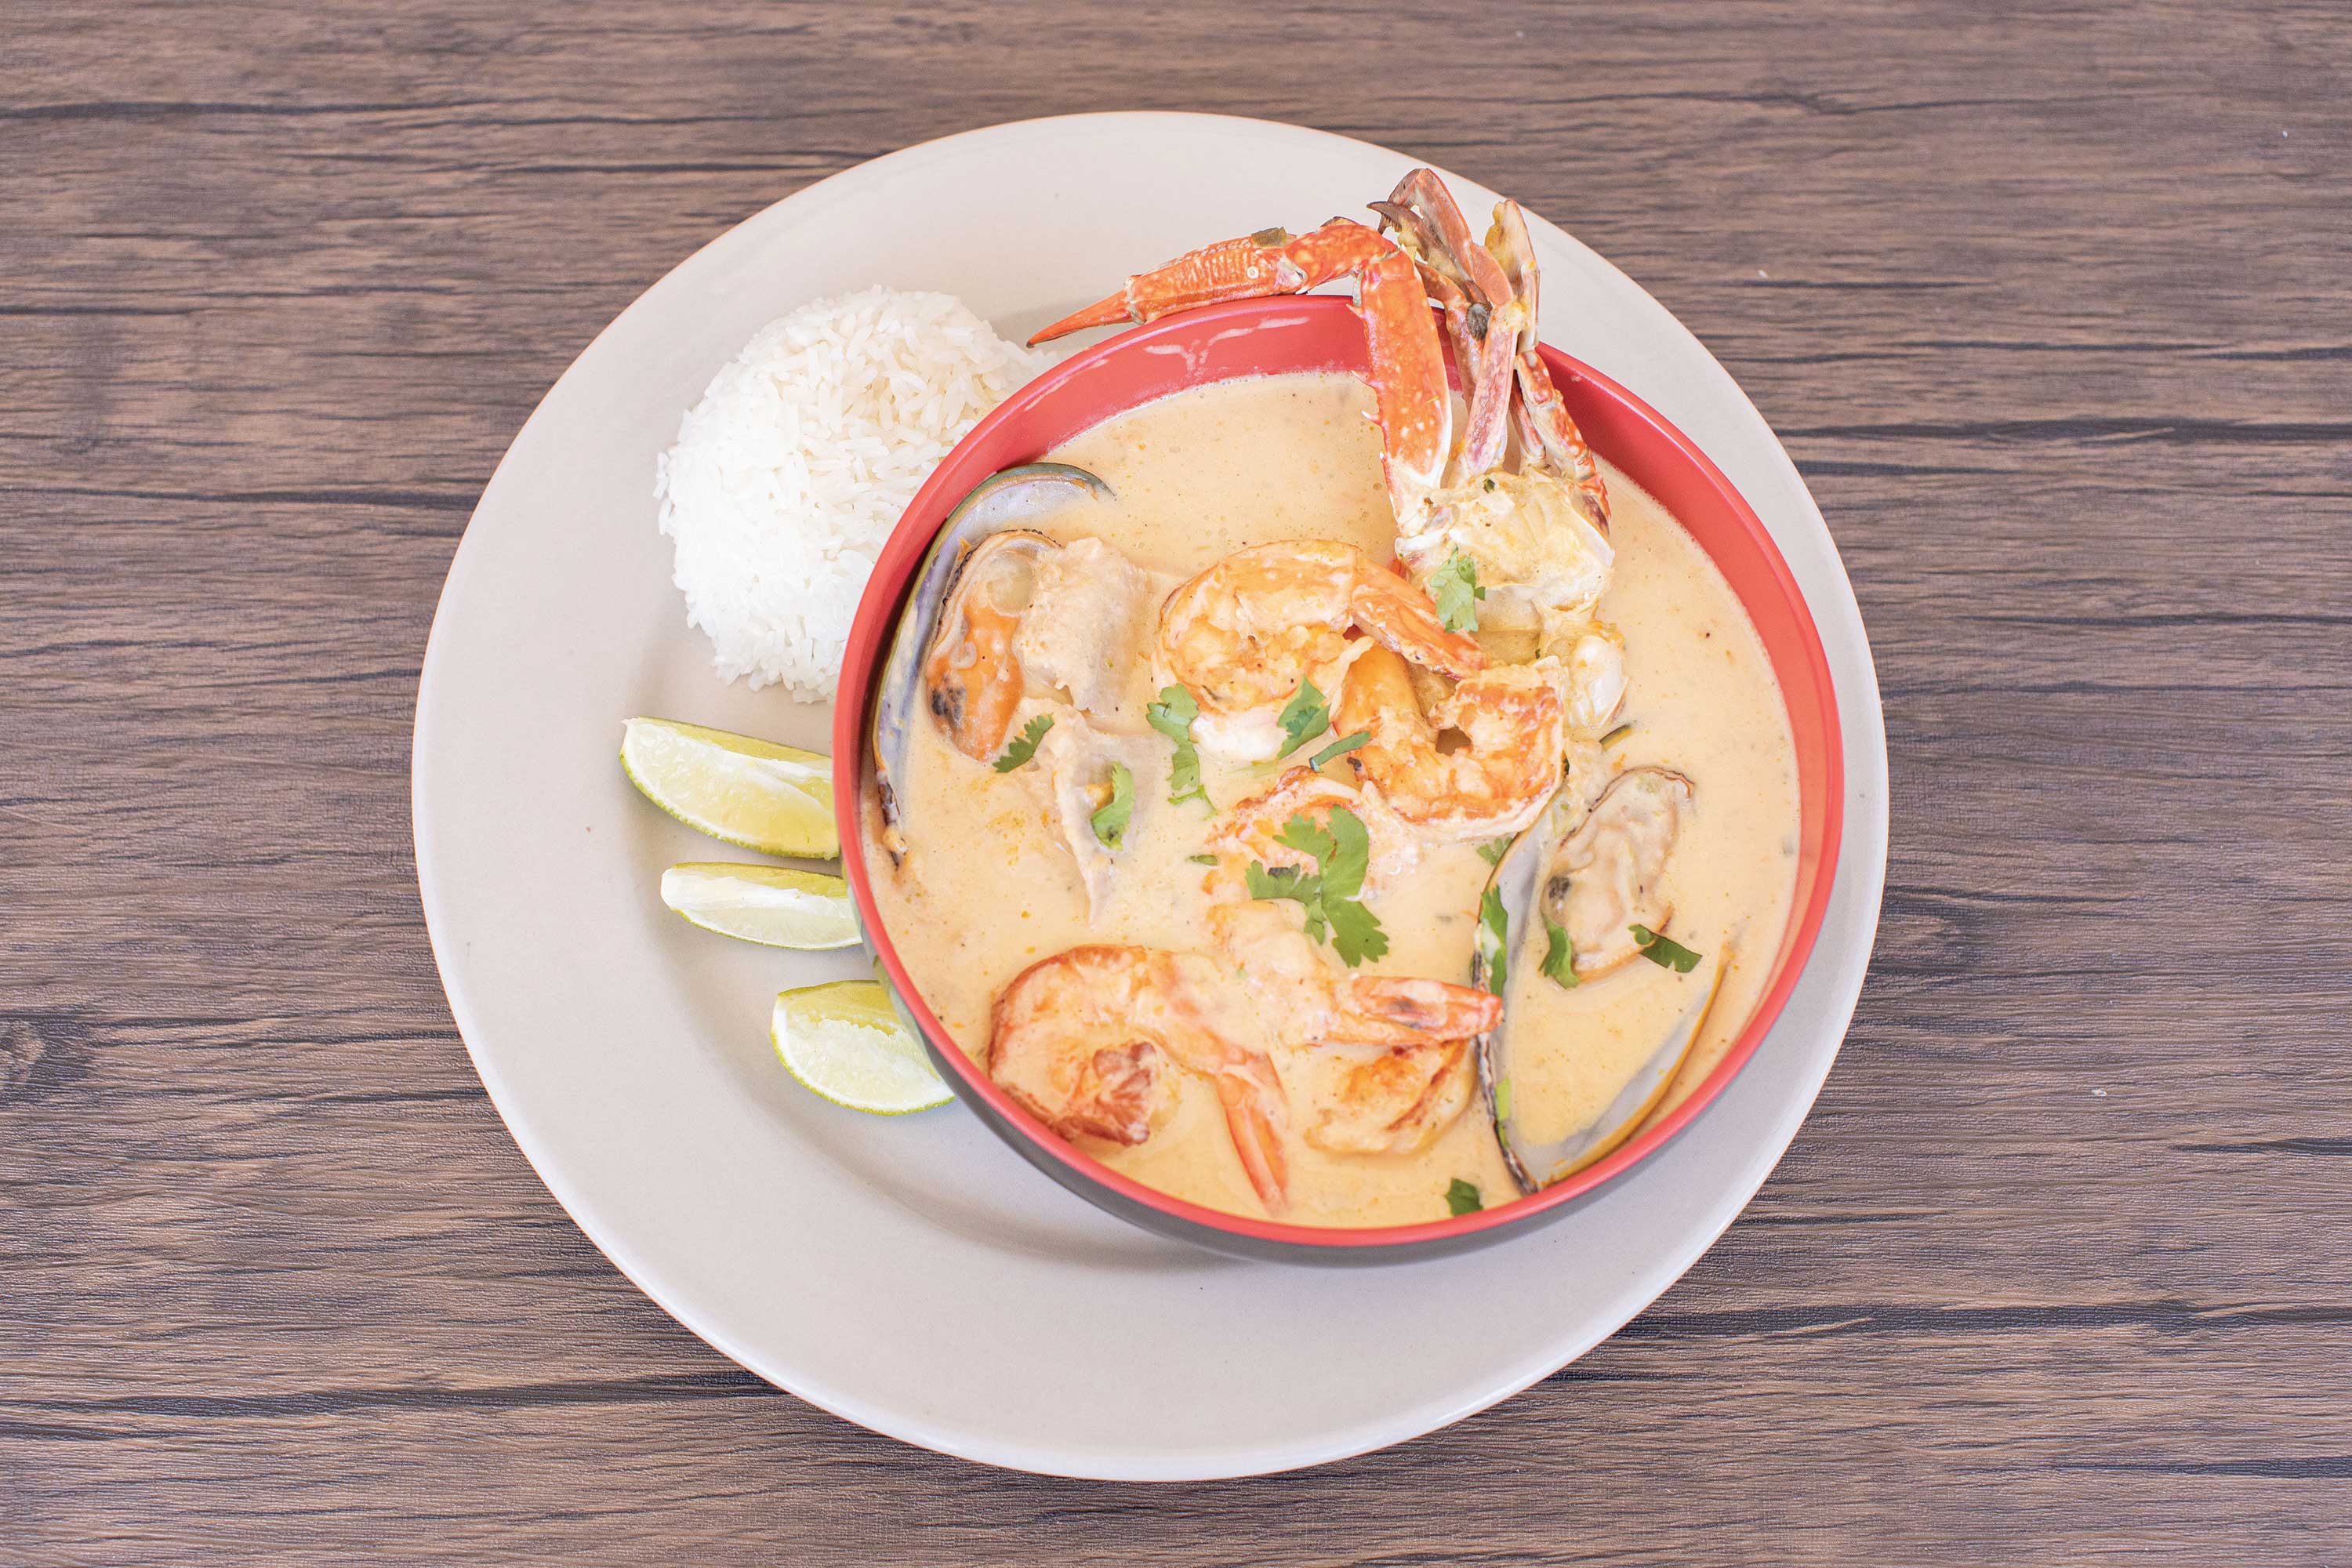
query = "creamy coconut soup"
xmin=865 ymin=372 xmax=1797 ymax=1227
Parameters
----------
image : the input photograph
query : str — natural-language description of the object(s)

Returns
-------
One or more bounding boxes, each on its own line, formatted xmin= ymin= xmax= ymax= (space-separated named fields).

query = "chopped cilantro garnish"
xmin=1324 ymin=898 xmax=1388 ymax=970
xmin=1243 ymin=805 xmax=1387 ymax=967
xmin=1309 ymin=729 xmax=1370 ymax=769
xmin=1475 ymin=885 xmax=1510 ymax=996
xmin=1245 ymin=861 xmax=1304 ymax=898
xmin=1272 ymin=678 xmax=1330 ymax=760
xmin=1541 ymin=916 xmax=1578 ymax=988
xmin=1089 ymin=763 xmax=1134 ymax=849
xmin=1476 ymin=835 xmax=1514 ymax=866
xmin=992 ymin=713 xmax=1053 ymax=772
xmin=1445 ymin=1178 xmax=1483 ymax=1216
xmin=1145 ymin=685 xmax=1209 ymax=807
xmin=1187 ymin=853 xmax=1218 ymax=866
xmin=1630 ymin=923 xmax=1702 ymax=973
xmin=1432 ymin=552 xmax=1485 ymax=633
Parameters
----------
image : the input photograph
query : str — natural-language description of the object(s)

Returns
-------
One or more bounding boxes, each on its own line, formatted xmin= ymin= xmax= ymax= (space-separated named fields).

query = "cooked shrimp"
xmin=1156 ymin=539 xmax=1483 ymax=760
xmin=1207 ymin=899 xmax=1499 ymax=1044
xmin=1199 ymin=766 xmax=1421 ymax=898
xmin=987 ymin=945 xmax=1290 ymax=1210
xmin=1304 ymin=1038 xmax=1476 ymax=1156
xmin=1203 ymin=899 xmax=1492 ymax=1159
xmin=1335 ymin=644 xmax=1567 ymax=841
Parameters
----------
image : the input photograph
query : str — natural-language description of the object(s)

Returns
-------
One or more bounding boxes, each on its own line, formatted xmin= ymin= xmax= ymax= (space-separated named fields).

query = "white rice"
xmin=654 ymin=287 xmax=1050 ymax=699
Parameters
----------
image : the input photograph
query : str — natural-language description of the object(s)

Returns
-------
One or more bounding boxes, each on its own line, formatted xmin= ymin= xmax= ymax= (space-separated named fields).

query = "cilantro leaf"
xmin=1187 ymin=853 xmax=1219 ymax=866
xmin=1475 ymin=885 xmax=1510 ymax=996
xmin=1476 ymin=835 xmax=1514 ymax=866
xmin=1319 ymin=805 xmax=1371 ymax=902
xmin=1432 ymin=552 xmax=1486 ymax=633
xmin=1274 ymin=811 xmax=1337 ymax=868
xmin=1541 ymin=916 xmax=1578 ymax=988
xmin=1309 ymin=729 xmax=1370 ymax=769
xmin=1272 ymin=679 xmax=1330 ymax=760
xmin=1089 ymin=763 xmax=1134 ymax=849
xmin=1444 ymin=1178 xmax=1483 ymax=1216
xmin=1326 ymin=895 xmax=1389 ymax=967
xmin=1246 ymin=861 xmax=1312 ymax=901
xmin=992 ymin=713 xmax=1053 ymax=773
xmin=1145 ymin=685 xmax=1210 ymax=806
xmin=1245 ymin=806 xmax=1385 ymax=967
xmin=1630 ymin=923 xmax=1702 ymax=974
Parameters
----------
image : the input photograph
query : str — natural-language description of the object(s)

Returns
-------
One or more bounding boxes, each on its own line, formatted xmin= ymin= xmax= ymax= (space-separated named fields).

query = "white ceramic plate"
xmin=412 ymin=112 xmax=1888 ymax=1480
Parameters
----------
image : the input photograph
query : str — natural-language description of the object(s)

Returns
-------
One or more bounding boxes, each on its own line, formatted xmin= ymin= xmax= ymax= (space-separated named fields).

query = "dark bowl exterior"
xmin=836 ymin=296 xmax=1844 ymax=1265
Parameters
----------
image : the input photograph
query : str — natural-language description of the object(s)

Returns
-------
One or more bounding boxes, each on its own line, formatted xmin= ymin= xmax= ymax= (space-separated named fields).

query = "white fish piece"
xmin=1031 ymin=710 xmax=1155 ymax=921
xmin=1012 ymin=535 xmax=1160 ymax=731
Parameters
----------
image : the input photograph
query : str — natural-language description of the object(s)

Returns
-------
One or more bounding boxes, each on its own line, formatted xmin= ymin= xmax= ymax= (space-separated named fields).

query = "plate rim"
xmin=412 ymin=109 xmax=1891 ymax=1479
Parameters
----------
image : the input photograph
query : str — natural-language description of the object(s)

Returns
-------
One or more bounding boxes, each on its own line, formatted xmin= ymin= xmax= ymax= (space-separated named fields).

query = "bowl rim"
xmin=832 ymin=295 xmax=1845 ymax=1253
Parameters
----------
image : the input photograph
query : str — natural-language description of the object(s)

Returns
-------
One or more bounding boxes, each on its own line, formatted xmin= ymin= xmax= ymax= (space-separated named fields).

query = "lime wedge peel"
xmin=772 ymin=980 xmax=953 ymax=1115
xmin=660 ymin=863 xmax=861 ymax=950
xmin=621 ymin=717 xmax=837 ymax=858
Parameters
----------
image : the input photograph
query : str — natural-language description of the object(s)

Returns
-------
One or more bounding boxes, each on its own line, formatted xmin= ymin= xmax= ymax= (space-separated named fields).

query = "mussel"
xmin=869 ymin=463 xmax=1112 ymax=860
xmin=1472 ymin=766 xmax=1720 ymax=1193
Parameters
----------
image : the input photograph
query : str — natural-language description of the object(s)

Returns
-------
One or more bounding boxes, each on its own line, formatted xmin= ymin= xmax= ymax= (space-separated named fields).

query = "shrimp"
xmin=987 ymin=945 xmax=1290 ymax=1211
xmin=1156 ymin=539 xmax=1483 ymax=760
xmin=1199 ymin=774 xmax=1501 ymax=1157
xmin=1335 ymin=644 xmax=1568 ymax=841
xmin=1198 ymin=766 xmax=1421 ymax=898
xmin=1303 ymin=1039 xmax=1476 ymax=1156
xmin=1201 ymin=772 xmax=1498 ymax=1043
xmin=1205 ymin=899 xmax=1497 ymax=1043
xmin=1204 ymin=899 xmax=1494 ymax=1159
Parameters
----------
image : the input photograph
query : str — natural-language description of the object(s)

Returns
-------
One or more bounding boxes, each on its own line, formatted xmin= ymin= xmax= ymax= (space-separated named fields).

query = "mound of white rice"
xmin=654 ymin=287 xmax=1049 ymax=699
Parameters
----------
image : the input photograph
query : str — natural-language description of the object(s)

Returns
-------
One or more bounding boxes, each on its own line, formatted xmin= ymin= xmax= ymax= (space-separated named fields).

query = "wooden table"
xmin=7 ymin=2 xmax=2347 ymax=1560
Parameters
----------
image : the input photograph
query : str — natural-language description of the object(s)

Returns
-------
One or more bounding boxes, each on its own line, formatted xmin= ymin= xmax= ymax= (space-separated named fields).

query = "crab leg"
xmin=1485 ymin=200 xmax=1611 ymax=535
xmin=1374 ymin=171 xmax=1519 ymax=477
xmin=1025 ymin=227 xmax=1315 ymax=339
xmin=1512 ymin=353 xmax=1610 ymax=536
xmin=1484 ymin=200 xmax=1544 ymax=352
xmin=1031 ymin=219 xmax=1450 ymax=528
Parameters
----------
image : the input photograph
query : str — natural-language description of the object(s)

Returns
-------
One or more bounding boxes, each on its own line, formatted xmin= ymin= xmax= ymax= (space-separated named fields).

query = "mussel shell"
xmin=1471 ymin=771 xmax=1718 ymax=1195
xmin=869 ymin=463 xmax=1111 ymax=860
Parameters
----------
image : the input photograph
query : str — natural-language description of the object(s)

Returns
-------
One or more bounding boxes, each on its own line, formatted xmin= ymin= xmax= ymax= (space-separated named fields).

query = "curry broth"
xmin=865 ymin=373 xmax=1798 ymax=1226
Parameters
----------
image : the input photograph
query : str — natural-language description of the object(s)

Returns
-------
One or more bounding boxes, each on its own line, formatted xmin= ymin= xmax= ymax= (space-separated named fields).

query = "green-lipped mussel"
xmin=869 ymin=463 xmax=1112 ymax=860
xmin=1472 ymin=767 xmax=1724 ymax=1193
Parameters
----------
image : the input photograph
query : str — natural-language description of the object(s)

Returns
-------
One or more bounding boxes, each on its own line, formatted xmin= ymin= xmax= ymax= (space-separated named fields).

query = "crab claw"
xmin=1030 ymin=220 xmax=1452 ymax=529
xmin=1376 ymin=172 xmax=1519 ymax=476
xmin=1029 ymin=228 xmax=1310 ymax=344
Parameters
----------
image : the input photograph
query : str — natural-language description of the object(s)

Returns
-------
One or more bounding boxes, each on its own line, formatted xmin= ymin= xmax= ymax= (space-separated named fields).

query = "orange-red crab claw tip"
xmin=1029 ymin=294 xmax=1131 ymax=345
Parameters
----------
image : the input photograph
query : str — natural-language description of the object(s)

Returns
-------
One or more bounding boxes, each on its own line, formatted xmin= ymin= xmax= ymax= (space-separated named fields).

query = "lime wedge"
xmin=772 ymin=980 xmax=953 ymax=1115
xmin=660 ymin=863 xmax=860 ymax=949
xmin=621 ymin=718 xmax=836 ymax=858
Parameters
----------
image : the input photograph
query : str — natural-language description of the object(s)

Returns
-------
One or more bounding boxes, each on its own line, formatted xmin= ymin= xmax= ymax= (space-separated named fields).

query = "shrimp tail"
xmin=1214 ymin=1066 xmax=1291 ymax=1213
xmin=1324 ymin=976 xmax=1501 ymax=1046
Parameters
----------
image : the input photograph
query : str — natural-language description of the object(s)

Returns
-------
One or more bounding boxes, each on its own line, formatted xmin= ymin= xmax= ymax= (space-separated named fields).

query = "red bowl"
xmin=833 ymin=296 xmax=1842 ymax=1264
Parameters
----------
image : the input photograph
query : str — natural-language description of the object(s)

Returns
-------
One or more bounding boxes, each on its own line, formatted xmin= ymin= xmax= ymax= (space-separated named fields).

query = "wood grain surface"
xmin=5 ymin=0 xmax=2349 ymax=1561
